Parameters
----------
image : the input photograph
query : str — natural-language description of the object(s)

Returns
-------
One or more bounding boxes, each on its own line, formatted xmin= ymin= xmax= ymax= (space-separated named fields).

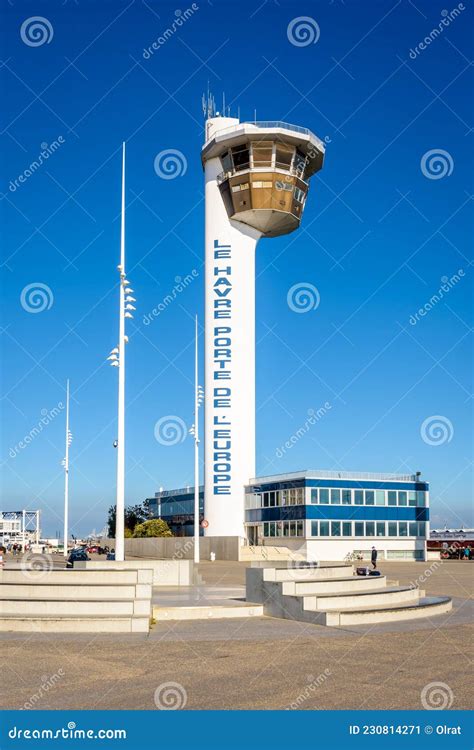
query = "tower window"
xmin=231 ymin=144 xmax=250 ymax=171
xmin=251 ymin=141 xmax=273 ymax=167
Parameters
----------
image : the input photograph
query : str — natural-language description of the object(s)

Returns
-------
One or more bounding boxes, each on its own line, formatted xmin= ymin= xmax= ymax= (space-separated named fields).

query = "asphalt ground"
xmin=0 ymin=559 xmax=472 ymax=710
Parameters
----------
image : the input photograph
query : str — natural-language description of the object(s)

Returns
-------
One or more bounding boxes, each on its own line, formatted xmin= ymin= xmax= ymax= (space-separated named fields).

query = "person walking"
xmin=371 ymin=545 xmax=378 ymax=570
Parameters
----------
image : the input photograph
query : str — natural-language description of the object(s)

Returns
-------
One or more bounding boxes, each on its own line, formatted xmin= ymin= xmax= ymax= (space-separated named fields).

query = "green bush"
xmin=133 ymin=519 xmax=173 ymax=538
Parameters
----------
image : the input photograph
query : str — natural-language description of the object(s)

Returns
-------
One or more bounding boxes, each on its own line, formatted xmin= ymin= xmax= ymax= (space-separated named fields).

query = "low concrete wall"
xmin=101 ymin=536 xmax=243 ymax=562
xmin=75 ymin=559 xmax=194 ymax=586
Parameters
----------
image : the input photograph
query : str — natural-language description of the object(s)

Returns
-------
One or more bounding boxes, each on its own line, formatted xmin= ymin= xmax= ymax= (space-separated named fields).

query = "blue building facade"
xmin=149 ymin=470 xmax=429 ymax=560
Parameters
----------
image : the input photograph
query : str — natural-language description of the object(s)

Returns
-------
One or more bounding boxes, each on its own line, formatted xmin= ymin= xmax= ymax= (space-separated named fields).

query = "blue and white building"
xmin=148 ymin=469 xmax=429 ymax=561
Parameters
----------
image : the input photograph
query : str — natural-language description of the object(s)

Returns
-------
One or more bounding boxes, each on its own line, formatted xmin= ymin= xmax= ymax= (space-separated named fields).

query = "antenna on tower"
xmin=202 ymin=82 xmax=216 ymax=119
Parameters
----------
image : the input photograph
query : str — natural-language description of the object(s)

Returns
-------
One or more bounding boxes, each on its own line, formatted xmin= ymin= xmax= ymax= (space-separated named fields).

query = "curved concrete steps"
xmin=303 ymin=586 xmax=422 ymax=612
xmin=154 ymin=603 xmax=264 ymax=621
xmin=282 ymin=576 xmax=388 ymax=596
xmin=245 ymin=566 xmax=453 ymax=627
xmin=326 ymin=596 xmax=452 ymax=626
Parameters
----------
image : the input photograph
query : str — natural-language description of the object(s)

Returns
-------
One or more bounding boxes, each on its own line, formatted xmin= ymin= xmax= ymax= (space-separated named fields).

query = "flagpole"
xmin=63 ymin=379 xmax=70 ymax=558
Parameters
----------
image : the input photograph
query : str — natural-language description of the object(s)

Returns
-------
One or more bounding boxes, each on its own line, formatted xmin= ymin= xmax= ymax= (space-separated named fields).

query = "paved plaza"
xmin=1 ymin=560 xmax=472 ymax=710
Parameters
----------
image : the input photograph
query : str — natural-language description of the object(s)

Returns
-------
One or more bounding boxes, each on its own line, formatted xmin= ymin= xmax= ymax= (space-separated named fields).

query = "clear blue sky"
xmin=1 ymin=0 xmax=472 ymax=537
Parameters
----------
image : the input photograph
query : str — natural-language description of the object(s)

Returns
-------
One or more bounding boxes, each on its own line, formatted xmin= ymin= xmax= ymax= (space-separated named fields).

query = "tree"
xmin=107 ymin=500 xmax=151 ymax=537
xmin=133 ymin=519 xmax=173 ymax=538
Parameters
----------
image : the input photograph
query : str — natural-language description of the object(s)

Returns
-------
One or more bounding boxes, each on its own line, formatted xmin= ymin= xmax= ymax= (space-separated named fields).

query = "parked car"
xmin=66 ymin=548 xmax=90 ymax=568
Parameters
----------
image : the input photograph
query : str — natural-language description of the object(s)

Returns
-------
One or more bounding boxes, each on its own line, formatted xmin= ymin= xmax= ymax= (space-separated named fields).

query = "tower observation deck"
xmin=202 ymin=115 xmax=325 ymax=539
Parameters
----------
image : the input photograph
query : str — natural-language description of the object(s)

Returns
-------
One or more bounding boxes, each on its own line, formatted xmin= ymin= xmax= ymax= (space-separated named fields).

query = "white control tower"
xmin=201 ymin=108 xmax=325 ymax=539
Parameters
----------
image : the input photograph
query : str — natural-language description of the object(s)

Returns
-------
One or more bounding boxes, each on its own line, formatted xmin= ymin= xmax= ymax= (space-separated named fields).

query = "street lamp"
xmin=107 ymin=142 xmax=137 ymax=562
xmin=189 ymin=315 xmax=204 ymax=564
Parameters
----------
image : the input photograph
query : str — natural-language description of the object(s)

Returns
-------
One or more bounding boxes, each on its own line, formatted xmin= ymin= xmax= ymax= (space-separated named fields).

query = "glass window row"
xmin=263 ymin=520 xmax=304 ymax=538
xmin=221 ymin=143 xmax=307 ymax=178
xmin=310 ymin=520 xmax=426 ymax=538
xmin=245 ymin=488 xmax=305 ymax=509
xmin=310 ymin=488 xmax=426 ymax=507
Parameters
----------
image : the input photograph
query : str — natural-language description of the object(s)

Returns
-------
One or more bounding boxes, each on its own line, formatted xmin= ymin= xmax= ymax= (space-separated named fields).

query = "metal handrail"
xmin=214 ymin=121 xmax=312 ymax=138
xmin=249 ymin=470 xmax=421 ymax=484
xmin=216 ymin=165 xmax=307 ymax=186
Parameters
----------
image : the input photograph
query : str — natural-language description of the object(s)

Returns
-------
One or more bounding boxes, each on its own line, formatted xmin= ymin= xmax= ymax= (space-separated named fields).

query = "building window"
xmin=310 ymin=488 xmax=318 ymax=504
xmin=375 ymin=490 xmax=385 ymax=506
xmin=398 ymin=491 xmax=407 ymax=506
xmin=366 ymin=522 xmax=375 ymax=537
xmin=275 ymin=143 xmax=294 ymax=170
xmin=416 ymin=491 xmax=426 ymax=507
xmin=331 ymin=521 xmax=341 ymax=537
xmin=319 ymin=488 xmax=329 ymax=504
xmin=409 ymin=522 xmax=418 ymax=537
xmin=354 ymin=522 xmax=364 ymax=537
xmin=399 ymin=522 xmax=408 ymax=537
xmin=418 ymin=522 xmax=426 ymax=537
xmin=311 ymin=521 xmax=318 ymax=536
xmin=280 ymin=491 xmax=288 ymax=506
xmin=376 ymin=522 xmax=385 ymax=537
xmin=293 ymin=150 xmax=306 ymax=178
xmin=252 ymin=180 xmax=273 ymax=188
xmin=342 ymin=489 xmax=352 ymax=505
xmin=297 ymin=520 xmax=304 ymax=537
xmin=330 ymin=489 xmax=341 ymax=504
xmin=354 ymin=490 xmax=364 ymax=505
xmin=387 ymin=491 xmax=397 ymax=506
xmin=388 ymin=522 xmax=398 ymax=537
xmin=231 ymin=144 xmax=250 ymax=170
xmin=342 ymin=521 xmax=352 ymax=537
xmin=251 ymin=141 xmax=273 ymax=168
xmin=319 ymin=521 xmax=330 ymax=536
xmin=408 ymin=491 xmax=417 ymax=507
xmin=221 ymin=150 xmax=233 ymax=173
xmin=294 ymin=187 xmax=306 ymax=204
xmin=365 ymin=490 xmax=375 ymax=505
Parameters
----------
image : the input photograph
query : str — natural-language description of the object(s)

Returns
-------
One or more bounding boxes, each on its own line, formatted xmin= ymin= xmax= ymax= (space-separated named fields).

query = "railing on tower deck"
xmin=213 ymin=121 xmax=314 ymax=138
xmin=249 ymin=470 xmax=422 ymax=485
xmin=216 ymin=165 xmax=308 ymax=186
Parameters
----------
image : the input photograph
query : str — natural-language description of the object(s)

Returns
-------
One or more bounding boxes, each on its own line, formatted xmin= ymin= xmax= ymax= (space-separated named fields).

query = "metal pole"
xmin=63 ymin=379 xmax=70 ymax=558
xmin=115 ymin=142 xmax=126 ymax=562
xmin=193 ymin=314 xmax=200 ymax=564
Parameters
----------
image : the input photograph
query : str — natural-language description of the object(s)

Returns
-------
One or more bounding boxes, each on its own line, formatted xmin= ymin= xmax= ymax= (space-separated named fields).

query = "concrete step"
xmin=0 ymin=598 xmax=151 ymax=617
xmin=263 ymin=565 xmax=353 ymax=583
xmin=325 ymin=596 xmax=453 ymax=626
xmin=282 ymin=576 xmax=388 ymax=596
xmin=303 ymin=586 xmax=422 ymax=612
xmin=0 ymin=583 xmax=152 ymax=600
xmin=0 ymin=615 xmax=150 ymax=633
xmin=0 ymin=569 xmax=152 ymax=585
xmin=153 ymin=603 xmax=264 ymax=621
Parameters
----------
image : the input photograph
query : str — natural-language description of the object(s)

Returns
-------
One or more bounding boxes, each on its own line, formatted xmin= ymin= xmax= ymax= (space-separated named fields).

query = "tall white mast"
xmin=63 ymin=379 xmax=71 ymax=558
xmin=193 ymin=315 xmax=200 ymax=563
xmin=115 ymin=142 xmax=126 ymax=562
